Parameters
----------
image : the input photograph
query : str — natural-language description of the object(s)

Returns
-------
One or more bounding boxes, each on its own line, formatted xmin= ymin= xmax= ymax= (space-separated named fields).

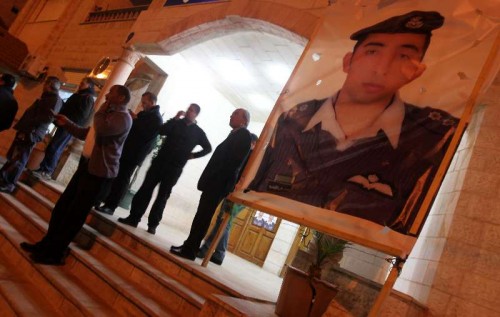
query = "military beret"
xmin=350 ymin=11 xmax=444 ymax=41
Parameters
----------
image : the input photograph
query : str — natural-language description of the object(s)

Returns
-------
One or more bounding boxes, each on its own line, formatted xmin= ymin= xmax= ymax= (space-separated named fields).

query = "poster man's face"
xmin=342 ymin=33 xmax=427 ymax=104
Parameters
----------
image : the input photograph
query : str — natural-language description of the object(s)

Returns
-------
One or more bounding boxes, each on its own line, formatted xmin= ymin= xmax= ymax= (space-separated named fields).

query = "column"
xmin=82 ymin=47 xmax=142 ymax=158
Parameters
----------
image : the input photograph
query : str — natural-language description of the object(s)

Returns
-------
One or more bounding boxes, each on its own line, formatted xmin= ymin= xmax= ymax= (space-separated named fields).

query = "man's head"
xmin=250 ymin=133 xmax=258 ymax=150
xmin=43 ymin=76 xmax=61 ymax=93
xmin=230 ymin=108 xmax=250 ymax=130
xmin=0 ymin=73 xmax=16 ymax=89
xmin=105 ymin=85 xmax=131 ymax=106
xmin=185 ymin=103 xmax=200 ymax=123
xmin=350 ymin=11 xmax=444 ymax=59
xmin=141 ymin=92 xmax=157 ymax=111
xmin=78 ymin=77 xmax=95 ymax=92
xmin=341 ymin=11 xmax=444 ymax=106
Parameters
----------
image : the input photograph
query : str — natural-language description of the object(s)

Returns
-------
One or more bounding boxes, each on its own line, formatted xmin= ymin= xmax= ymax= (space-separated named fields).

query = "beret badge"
xmin=405 ymin=16 xmax=424 ymax=29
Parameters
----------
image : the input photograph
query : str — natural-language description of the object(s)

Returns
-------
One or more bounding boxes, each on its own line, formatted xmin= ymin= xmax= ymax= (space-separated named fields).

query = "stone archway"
xmin=157 ymin=16 xmax=308 ymax=56
xmin=131 ymin=1 xmax=319 ymax=55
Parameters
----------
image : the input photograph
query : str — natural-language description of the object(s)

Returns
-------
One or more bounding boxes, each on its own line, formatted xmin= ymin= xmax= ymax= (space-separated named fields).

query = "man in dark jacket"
xmin=170 ymin=108 xmax=252 ymax=260
xmin=118 ymin=103 xmax=211 ymax=234
xmin=0 ymin=73 xmax=18 ymax=132
xmin=197 ymin=133 xmax=258 ymax=265
xmin=95 ymin=91 xmax=163 ymax=215
xmin=0 ymin=76 xmax=63 ymax=193
xmin=32 ymin=77 xmax=95 ymax=179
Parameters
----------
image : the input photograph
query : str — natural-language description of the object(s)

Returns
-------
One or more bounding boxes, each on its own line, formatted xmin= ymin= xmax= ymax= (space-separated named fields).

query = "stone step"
xmin=199 ymin=295 xmax=278 ymax=317
xmin=16 ymin=179 xmax=250 ymax=301
xmin=0 ymin=192 xmax=175 ymax=316
xmin=0 ymin=195 xmax=111 ymax=316
xmin=13 ymin=175 xmax=283 ymax=317
xmin=0 ymin=236 xmax=65 ymax=317
xmin=13 ymin=181 xmax=205 ymax=316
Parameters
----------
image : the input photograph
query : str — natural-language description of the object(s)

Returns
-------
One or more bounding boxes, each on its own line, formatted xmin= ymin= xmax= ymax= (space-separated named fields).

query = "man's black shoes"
xmin=209 ymin=257 xmax=223 ymax=265
xmin=147 ymin=227 xmax=156 ymax=235
xmin=169 ymin=245 xmax=195 ymax=261
xmin=117 ymin=217 xmax=138 ymax=228
xmin=20 ymin=242 xmax=39 ymax=253
xmin=30 ymin=252 xmax=65 ymax=266
xmin=95 ymin=205 xmax=115 ymax=215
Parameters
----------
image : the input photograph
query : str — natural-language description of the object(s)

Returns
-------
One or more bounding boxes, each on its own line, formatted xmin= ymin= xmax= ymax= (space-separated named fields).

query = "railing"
xmin=82 ymin=6 xmax=149 ymax=24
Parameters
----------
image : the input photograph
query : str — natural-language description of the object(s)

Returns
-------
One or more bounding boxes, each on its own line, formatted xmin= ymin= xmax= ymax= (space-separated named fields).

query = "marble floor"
xmin=95 ymin=205 xmax=284 ymax=303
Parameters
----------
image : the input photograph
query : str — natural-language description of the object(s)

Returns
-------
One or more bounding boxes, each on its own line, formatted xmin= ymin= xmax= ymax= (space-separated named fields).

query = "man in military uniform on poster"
xmin=250 ymin=11 xmax=458 ymax=234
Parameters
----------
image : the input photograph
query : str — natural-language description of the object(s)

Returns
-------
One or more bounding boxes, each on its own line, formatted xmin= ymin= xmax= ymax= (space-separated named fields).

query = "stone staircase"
xmin=0 ymin=173 xmax=277 ymax=316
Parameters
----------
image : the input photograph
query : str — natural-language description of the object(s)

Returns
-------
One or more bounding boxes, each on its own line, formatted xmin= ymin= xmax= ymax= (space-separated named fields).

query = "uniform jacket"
xmin=250 ymin=98 xmax=457 ymax=234
xmin=198 ymin=127 xmax=252 ymax=195
xmin=59 ymin=87 xmax=95 ymax=126
xmin=14 ymin=91 xmax=63 ymax=142
xmin=0 ymin=86 xmax=18 ymax=131
xmin=121 ymin=105 xmax=163 ymax=166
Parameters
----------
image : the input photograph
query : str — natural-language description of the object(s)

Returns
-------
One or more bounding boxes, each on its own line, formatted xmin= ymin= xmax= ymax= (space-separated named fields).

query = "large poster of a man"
xmin=250 ymin=11 xmax=456 ymax=234
xmin=231 ymin=2 xmax=499 ymax=258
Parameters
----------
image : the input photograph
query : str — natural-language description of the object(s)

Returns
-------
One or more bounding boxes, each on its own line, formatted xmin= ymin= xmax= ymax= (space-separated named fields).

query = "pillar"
xmin=82 ymin=47 xmax=142 ymax=158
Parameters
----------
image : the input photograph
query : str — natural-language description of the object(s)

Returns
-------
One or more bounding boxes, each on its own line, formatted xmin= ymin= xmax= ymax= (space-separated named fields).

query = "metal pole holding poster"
xmin=201 ymin=211 xmax=231 ymax=267
xmin=368 ymin=258 xmax=404 ymax=317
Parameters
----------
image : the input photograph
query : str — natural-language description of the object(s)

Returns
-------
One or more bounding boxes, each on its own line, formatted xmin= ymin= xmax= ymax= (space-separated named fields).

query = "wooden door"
xmin=228 ymin=208 xmax=281 ymax=266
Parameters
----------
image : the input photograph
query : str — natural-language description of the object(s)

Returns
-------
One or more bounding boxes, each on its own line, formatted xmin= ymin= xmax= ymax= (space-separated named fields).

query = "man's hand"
xmin=54 ymin=114 xmax=70 ymax=127
xmin=175 ymin=110 xmax=186 ymax=119
xmin=128 ymin=109 xmax=138 ymax=119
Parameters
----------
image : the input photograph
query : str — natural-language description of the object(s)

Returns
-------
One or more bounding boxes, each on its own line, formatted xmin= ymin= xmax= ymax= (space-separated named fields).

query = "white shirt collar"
xmin=303 ymin=92 xmax=405 ymax=149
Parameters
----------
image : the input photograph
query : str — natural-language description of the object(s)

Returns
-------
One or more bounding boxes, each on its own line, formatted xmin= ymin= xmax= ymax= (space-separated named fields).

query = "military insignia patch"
xmin=406 ymin=16 xmax=424 ymax=29
xmin=348 ymin=174 xmax=394 ymax=197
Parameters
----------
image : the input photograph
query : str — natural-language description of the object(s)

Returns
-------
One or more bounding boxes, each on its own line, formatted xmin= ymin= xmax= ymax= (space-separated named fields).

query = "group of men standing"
xmin=1 ymin=72 xmax=253 ymax=266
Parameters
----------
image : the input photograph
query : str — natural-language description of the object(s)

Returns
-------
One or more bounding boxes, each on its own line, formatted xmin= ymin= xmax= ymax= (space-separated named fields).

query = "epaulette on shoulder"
xmin=284 ymin=99 xmax=324 ymax=126
xmin=406 ymin=104 xmax=458 ymax=135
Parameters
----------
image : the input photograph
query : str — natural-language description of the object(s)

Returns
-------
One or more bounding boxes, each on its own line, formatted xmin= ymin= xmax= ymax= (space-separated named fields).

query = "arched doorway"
xmin=130 ymin=16 xmax=308 ymax=271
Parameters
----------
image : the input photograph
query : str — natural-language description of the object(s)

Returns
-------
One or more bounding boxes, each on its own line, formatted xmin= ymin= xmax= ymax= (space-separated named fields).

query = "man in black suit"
xmin=95 ymin=91 xmax=163 ymax=215
xmin=118 ymin=103 xmax=211 ymax=234
xmin=170 ymin=108 xmax=252 ymax=260
xmin=0 ymin=73 xmax=18 ymax=132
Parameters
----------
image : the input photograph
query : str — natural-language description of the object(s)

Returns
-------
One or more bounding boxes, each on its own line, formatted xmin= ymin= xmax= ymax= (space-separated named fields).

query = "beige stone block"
xmin=423 ymin=238 xmax=446 ymax=262
xmin=474 ymin=126 xmax=500 ymax=150
xmin=426 ymin=288 xmax=451 ymax=316
xmin=471 ymin=147 xmax=500 ymax=174
xmin=423 ymin=215 xmax=444 ymax=238
xmin=438 ymin=170 xmax=459 ymax=194
xmin=459 ymin=273 xmax=500 ymax=311
xmin=460 ymin=170 xmax=500 ymax=198
xmin=445 ymin=296 xmax=499 ymax=317
xmin=447 ymin=215 xmax=486 ymax=246
xmin=481 ymin=223 xmax=500 ymax=253
xmin=432 ymin=263 xmax=465 ymax=293
xmin=423 ymin=260 xmax=439 ymax=286
xmin=441 ymin=240 xmax=480 ymax=270
xmin=455 ymin=192 xmax=500 ymax=223
xmin=479 ymin=100 xmax=500 ymax=129
xmin=475 ymin=249 xmax=500 ymax=281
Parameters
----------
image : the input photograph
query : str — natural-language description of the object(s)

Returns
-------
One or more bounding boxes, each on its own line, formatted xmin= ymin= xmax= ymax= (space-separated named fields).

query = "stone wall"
xmin=395 ymin=74 xmax=500 ymax=316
